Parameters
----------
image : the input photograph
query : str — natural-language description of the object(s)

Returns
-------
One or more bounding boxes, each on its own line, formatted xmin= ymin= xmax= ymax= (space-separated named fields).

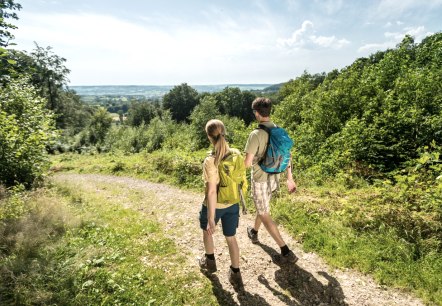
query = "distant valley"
xmin=70 ymin=84 xmax=276 ymax=99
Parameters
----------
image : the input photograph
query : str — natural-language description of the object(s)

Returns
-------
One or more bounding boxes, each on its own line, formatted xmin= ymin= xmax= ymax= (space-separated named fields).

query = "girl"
xmin=198 ymin=119 xmax=244 ymax=290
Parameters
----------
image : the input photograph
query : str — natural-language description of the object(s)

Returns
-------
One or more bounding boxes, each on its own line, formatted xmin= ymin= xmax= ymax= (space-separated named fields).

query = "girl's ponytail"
xmin=205 ymin=119 xmax=229 ymax=166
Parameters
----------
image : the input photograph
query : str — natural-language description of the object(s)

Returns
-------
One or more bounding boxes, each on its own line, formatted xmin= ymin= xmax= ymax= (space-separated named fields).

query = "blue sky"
xmin=11 ymin=0 xmax=442 ymax=86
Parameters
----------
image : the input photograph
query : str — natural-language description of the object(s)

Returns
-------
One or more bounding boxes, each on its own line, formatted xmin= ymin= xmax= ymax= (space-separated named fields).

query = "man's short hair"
xmin=252 ymin=97 xmax=272 ymax=117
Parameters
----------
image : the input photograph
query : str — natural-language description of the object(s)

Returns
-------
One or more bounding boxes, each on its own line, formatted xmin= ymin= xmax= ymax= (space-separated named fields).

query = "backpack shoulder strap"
xmin=221 ymin=149 xmax=232 ymax=161
xmin=257 ymin=124 xmax=271 ymax=134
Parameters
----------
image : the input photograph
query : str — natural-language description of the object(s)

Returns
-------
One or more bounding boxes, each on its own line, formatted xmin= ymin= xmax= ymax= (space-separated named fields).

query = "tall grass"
xmin=272 ymin=186 xmax=441 ymax=305
xmin=0 ymin=179 xmax=215 ymax=305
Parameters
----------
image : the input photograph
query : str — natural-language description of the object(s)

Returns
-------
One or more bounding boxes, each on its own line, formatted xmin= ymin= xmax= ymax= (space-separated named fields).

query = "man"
xmin=244 ymin=97 xmax=298 ymax=264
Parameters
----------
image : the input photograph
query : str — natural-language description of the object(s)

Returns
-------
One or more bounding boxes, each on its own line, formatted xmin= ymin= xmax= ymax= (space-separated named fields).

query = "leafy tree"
xmin=240 ymin=90 xmax=258 ymax=125
xmin=218 ymin=115 xmax=248 ymax=149
xmin=0 ymin=77 xmax=56 ymax=187
xmin=274 ymin=71 xmax=326 ymax=132
xmin=126 ymin=100 xmax=157 ymax=127
xmin=215 ymin=87 xmax=242 ymax=117
xmin=0 ymin=0 xmax=21 ymax=48
xmin=56 ymin=89 xmax=93 ymax=133
xmin=28 ymin=43 xmax=70 ymax=112
xmin=87 ymin=107 xmax=113 ymax=145
xmin=5 ymin=47 xmax=92 ymax=132
xmin=162 ymin=83 xmax=199 ymax=122
xmin=189 ymin=95 xmax=221 ymax=149
xmin=214 ymin=87 xmax=257 ymax=125
xmin=144 ymin=111 xmax=176 ymax=152
xmin=0 ymin=0 xmax=22 ymax=82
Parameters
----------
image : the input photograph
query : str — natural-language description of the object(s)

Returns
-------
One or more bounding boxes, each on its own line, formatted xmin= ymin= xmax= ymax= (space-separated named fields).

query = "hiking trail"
xmin=53 ymin=173 xmax=424 ymax=306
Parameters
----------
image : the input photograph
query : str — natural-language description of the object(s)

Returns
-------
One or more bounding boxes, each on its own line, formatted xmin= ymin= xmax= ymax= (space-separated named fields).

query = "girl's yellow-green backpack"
xmin=217 ymin=148 xmax=248 ymax=213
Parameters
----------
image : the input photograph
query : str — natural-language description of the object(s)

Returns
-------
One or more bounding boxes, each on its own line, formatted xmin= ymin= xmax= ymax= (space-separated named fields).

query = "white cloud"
xmin=358 ymin=25 xmax=433 ymax=53
xmin=14 ymin=11 xmax=286 ymax=85
xmin=278 ymin=20 xmax=349 ymax=50
xmin=358 ymin=42 xmax=393 ymax=53
xmin=277 ymin=20 xmax=314 ymax=48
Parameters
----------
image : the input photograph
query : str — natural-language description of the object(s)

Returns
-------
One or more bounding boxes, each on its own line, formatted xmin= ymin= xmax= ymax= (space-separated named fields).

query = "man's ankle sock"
xmin=205 ymin=253 xmax=215 ymax=260
xmin=251 ymin=228 xmax=258 ymax=235
xmin=280 ymin=245 xmax=290 ymax=256
xmin=230 ymin=266 xmax=240 ymax=273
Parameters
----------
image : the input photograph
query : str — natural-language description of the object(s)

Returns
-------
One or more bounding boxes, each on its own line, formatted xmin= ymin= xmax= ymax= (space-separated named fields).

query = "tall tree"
xmin=0 ymin=0 xmax=21 ymax=48
xmin=189 ymin=95 xmax=221 ymax=149
xmin=126 ymin=100 xmax=157 ymax=127
xmin=162 ymin=83 xmax=199 ymax=122
xmin=87 ymin=107 xmax=113 ymax=145
xmin=29 ymin=43 xmax=70 ymax=111
xmin=0 ymin=0 xmax=22 ymax=82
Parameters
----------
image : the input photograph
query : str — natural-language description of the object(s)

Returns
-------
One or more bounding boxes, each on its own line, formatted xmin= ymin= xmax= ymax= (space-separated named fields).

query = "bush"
xmin=0 ymin=78 xmax=57 ymax=188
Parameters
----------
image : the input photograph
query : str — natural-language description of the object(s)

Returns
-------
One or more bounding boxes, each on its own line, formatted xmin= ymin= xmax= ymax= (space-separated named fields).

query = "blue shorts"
xmin=199 ymin=203 xmax=239 ymax=237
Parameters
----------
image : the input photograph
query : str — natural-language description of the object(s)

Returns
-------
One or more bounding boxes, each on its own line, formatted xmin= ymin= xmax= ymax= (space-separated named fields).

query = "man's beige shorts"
xmin=251 ymin=177 xmax=278 ymax=215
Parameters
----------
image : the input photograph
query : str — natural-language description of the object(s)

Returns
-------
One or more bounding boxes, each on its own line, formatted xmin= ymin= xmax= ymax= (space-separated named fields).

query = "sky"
xmin=9 ymin=0 xmax=442 ymax=86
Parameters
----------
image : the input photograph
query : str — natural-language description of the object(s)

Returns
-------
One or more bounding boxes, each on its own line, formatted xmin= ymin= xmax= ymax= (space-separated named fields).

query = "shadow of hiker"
xmin=202 ymin=272 xmax=272 ymax=306
xmin=256 ymin=242 xmax=348 ymax=306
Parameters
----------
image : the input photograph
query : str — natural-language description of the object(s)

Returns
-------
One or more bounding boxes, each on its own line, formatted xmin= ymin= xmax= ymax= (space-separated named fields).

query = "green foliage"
xmin=162 ymin=83 xmax=199 ymax=122
xmin=86 ymin=107 xmax=113 ymax=145
xmin=103 ymin=111 xmax=178 ymax=153
xmin=0 ymin=184 xmax=26 ymax=220
xmin=0 ymin=77 xmax=57 ymax=187
xmin=1 ymin=47 xmax=91 ymax=133
xmin=219 ymin=114 xmax=248 ymax=149
xmin=126 ymin=100 xmax=158 ymax=127
xmin=0 ymin=0 xmax=21 ymax=48
xmin=272 ymin=187 xmax=441 ymax=305
xmin=189 ymin=95 xmax=221 ymax=149
xmin=0 ymin=177 xmax=215 ymax=305
xmin=275 ymin=33 xmax=442 ymax=179
xmin=57 ymin=90 xmax=93 ymax=132
xmin=27 ymin=44 xmax=71 ymax=113
xmin=148 ymin=150 xmax=205 ymax=188
xmin=0 ymin=0 xmax=21 ymax=83
xmin=214 ymin=87 xmax=257 ymax=124
xmin=162 ymin=122 xmax=194 ymax=151
xmin=143 ymin=111 xmax=177 ymax=153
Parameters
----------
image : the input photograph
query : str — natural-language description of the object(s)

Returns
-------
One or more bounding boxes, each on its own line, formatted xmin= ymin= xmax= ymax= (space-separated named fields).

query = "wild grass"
xmin=0 ymin=178 xmax=215 ymax=305
xmin=272 ymin=186 xmax=441 ymax=305
xmin=50 ymin=149 xmax=206 ymax=189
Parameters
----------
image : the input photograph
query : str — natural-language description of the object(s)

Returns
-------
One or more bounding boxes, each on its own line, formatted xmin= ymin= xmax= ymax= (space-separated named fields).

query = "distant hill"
xmin=262 ymin=83 xmax=285 ymax=92
xmin=69 ymin=84 xmax=274 ymax=99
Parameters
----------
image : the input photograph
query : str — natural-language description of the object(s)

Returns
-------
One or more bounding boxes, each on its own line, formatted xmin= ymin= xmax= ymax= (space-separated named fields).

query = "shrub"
xmin=0 ymin=78 xmax=57 ymax=188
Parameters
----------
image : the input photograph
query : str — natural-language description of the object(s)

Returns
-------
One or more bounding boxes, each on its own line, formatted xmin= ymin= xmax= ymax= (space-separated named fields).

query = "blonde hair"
xmin=205 ymin=119 xmax=230 ymax=166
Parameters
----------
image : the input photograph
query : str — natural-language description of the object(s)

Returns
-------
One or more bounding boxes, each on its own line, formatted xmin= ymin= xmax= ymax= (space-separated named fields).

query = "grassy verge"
xmin=272 ymin=186 xmax=441 ymax=305
xmin=50 ymin=150 xmax=206 ymax=190
xmin=50 ymin=151 xmax=441 ymax=305
xmin=0 ymin=176 xmax=215 ymax=305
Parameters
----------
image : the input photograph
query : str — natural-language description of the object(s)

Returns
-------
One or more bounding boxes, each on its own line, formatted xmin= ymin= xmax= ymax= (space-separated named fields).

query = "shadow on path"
xmin=256 ymin=242 xmax=348 ymax=306
xmin=202 ymin=272 xmax=272 ymax=306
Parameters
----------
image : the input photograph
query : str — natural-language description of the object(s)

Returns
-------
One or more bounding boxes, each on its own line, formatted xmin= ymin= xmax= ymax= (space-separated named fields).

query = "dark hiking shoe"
xmin=199 ymin=256 xmax=217 ymax=273
xmin=228 ymin=270 xmax=244 ymax=290
xmin=272 ymin=250 xmax=298 ymax=265
xmin=247 ymin=226 xmax=259 ymax=244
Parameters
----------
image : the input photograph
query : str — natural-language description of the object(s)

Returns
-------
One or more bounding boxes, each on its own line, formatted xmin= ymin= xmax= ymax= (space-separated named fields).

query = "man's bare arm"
xmin=244 ymin=152 xmax=254 ymax=168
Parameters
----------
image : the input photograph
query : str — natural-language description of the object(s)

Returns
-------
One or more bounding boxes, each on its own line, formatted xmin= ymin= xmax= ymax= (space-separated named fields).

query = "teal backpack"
xmin=257 ymin=124 xmax=293 ymax=173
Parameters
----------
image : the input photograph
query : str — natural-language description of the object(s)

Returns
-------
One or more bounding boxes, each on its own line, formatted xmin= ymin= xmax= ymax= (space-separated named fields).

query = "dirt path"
xmin=53 ymin=173 xmax=424 ymax=306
